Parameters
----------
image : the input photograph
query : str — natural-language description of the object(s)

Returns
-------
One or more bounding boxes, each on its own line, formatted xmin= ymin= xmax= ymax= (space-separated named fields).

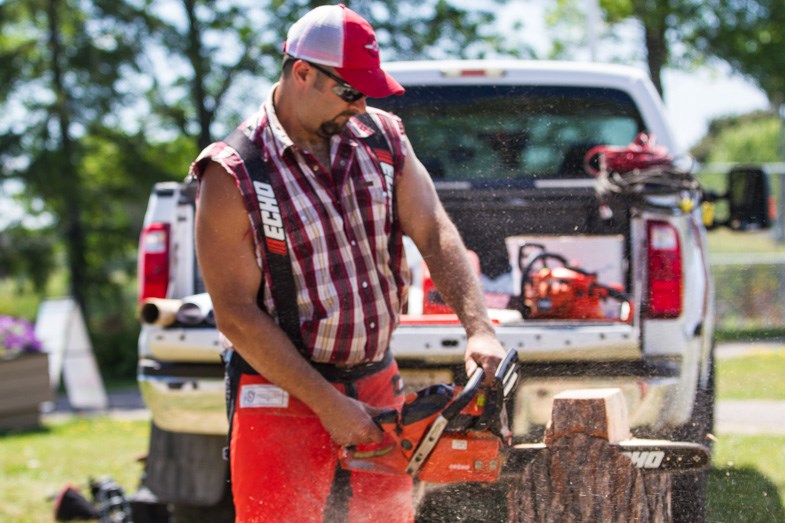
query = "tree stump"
xmin=507 ymin=388 xmax=671 ymax=522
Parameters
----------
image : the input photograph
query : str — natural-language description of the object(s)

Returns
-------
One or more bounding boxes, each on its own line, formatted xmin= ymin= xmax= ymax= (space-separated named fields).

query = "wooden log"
xmin=507 ymin=388 xmax=671 ymax=522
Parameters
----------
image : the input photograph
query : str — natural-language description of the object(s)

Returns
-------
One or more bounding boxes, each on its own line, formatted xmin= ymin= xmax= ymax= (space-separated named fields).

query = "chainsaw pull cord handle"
xmin=517 ymin=243 xmax=546 ymax=274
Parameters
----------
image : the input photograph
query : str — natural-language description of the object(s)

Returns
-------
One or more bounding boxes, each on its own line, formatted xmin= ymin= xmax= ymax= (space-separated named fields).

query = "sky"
xmin=662 ymin=68 xmax=770 ymax=151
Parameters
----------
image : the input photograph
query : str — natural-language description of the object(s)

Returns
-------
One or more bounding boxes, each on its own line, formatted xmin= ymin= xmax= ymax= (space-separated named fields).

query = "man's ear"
xmin=291 ymin=60 xmax=313 ymax=87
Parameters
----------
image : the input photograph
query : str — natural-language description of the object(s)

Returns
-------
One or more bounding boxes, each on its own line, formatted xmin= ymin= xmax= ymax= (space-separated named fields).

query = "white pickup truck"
xmin=135 ymin=60 xmax=770 ymax=522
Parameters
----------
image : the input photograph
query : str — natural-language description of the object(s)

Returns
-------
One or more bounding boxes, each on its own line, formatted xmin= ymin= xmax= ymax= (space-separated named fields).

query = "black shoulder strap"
xmin=223 ymin=128 xmax=306 ymax=353
xmin=355 ymin=112 xmax=394 ymax=175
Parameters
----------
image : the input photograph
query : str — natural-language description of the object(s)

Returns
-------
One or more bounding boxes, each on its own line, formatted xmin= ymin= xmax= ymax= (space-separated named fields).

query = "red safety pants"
xmin=230 ymin=361 xmax=414 ymax=523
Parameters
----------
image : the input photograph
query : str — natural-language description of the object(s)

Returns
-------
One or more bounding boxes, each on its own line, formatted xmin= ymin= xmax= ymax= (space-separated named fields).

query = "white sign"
xmin=34 ymin=298 xmax=108 ymax=410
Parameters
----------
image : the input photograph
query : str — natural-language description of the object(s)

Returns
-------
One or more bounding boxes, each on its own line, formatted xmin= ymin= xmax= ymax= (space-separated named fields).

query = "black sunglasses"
xmin=306 ymin=61 xmax=366 ymax=103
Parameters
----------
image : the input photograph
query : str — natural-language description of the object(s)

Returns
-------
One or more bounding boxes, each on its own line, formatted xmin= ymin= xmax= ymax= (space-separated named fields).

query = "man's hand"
xmin=464 ymin=331 xmax=507 ymax=384
xmin=317 ymin=395 xmax=386 ymax=447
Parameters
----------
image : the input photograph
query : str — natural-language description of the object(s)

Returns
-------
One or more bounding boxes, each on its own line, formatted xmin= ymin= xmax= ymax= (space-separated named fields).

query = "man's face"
xmin=310 ymin=66 xmax=366 ymax=138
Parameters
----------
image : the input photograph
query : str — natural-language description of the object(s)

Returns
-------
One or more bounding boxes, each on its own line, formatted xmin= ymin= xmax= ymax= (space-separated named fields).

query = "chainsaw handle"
xmin=494 ymin=348 xmax=520 ymax=397
xmin=372 ymin=408 xmax=400 ymax=429
xmin=343 ymin=409 xmax=399 ymax=455
xmin=441 ymin=367 xmax=485 ymax=421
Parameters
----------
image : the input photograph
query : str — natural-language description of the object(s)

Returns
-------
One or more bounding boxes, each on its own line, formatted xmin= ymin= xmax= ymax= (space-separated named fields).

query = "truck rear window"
xmin=373 ymin=85 xmax=645 ymax=185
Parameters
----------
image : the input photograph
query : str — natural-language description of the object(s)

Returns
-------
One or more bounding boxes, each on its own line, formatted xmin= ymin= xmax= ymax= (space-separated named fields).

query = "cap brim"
xmin=336 ymin=66 xmax=405 ymax=98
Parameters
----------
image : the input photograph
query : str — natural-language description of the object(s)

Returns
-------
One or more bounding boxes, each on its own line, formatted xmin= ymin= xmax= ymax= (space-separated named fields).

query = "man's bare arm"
xmin=395 ymin=141 xmax=506 ymax=380
xmin=195 ymin=162 xmax=383 ymax=445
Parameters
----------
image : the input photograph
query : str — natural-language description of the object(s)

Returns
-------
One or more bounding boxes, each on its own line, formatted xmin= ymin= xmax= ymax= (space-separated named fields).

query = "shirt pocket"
xmin=354 ymin=174 xmax=390 ymax=227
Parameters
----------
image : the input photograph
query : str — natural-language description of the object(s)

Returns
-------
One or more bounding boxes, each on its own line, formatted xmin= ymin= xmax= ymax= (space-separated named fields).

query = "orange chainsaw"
xmin=515 ymin=245 xmax=634 ymax=322
xmin=340 ymin=349 xmax=520 ymax=483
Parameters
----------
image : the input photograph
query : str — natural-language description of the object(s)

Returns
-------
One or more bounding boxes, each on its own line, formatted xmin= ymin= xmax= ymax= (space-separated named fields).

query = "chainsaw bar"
xmin=505 ymin=439 xmax=711 ymax=474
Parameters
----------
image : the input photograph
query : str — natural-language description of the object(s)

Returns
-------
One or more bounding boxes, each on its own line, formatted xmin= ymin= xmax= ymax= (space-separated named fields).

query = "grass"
xmin=0 ymin=417 xmax=149 ymax=522
xmin=0 ymin=281 xmax=48 ymax=321
xmin=707 ymin=352 xmax=785 ymax=521
xmin=706 ymin=228 xmax=783 ymax=255
xmin=716 ymin=347 xmax=785 ymax=400
xmin=709 ymin=434 xmax=785 ymax=522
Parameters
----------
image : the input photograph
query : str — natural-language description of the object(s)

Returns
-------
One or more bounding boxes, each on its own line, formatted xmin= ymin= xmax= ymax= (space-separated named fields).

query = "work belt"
xmin=225 ymin=348 xmax=393 ymax=384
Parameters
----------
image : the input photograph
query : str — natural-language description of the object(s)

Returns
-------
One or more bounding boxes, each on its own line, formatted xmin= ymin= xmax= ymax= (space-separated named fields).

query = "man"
xmin=193 ymin=4 xmax=506 ymax=522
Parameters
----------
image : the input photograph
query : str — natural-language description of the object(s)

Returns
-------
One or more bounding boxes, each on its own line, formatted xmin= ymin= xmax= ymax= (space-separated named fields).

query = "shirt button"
xmin=351 ymin=240 xmax=357 ymax=246
xmin=369 ymin=322 xmax=376 ymax=329
xmin=361 ymin=281 xmax=369 ymax=289
xmin=339 ymin=160 xmax=346 ymax=167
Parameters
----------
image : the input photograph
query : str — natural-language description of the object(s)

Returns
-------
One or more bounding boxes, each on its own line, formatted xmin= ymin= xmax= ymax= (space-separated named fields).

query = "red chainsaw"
xmin=514 ymin=244 xmax=634 ymax=323
xmin=340 ymin=349 xmax=520 ymax=483
xmin=582 ymin=132 xmax=673 ymax=178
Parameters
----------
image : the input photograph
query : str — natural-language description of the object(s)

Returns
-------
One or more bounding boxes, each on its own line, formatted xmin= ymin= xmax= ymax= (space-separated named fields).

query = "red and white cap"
xmin=283 ymin=4 xmax=404 ymax=98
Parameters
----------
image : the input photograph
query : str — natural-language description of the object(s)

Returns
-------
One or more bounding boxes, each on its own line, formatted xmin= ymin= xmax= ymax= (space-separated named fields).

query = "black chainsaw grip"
xmin=441 ymin=367 xmax=485 ymax=421
xmin=444 ymin=349 xmax=520 ymax=422
xmin=372 ymin=408 xmax=400 ymax=428
xmin=495 ymin=349 xmax=519 ymax=386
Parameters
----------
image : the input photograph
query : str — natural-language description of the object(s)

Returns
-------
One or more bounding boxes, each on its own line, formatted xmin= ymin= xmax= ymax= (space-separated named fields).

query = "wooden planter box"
xmin=0 ymin=352 xmax=54 ymax=431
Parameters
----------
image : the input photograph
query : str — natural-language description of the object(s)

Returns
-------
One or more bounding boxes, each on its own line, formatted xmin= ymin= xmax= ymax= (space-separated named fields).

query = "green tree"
xmin=0 ymin=0 xmax=152 ymax=316
xmin=691 ymin=111 xmax=780 ymax=163
xmin=545 ymin=0 xmax=708 ymax=96
xmin=547 ymin=0 xmax=785 ymax=160
xmin=686 ymin=0 xmax=785 ymax=159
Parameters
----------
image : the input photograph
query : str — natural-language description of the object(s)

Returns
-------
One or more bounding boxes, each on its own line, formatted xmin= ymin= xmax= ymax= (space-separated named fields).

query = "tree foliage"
xmin=545 ymin=0 xmax=709 ymax=96
xmin=686 ymin=0 xmax=785 ymax=108
xmin=0 ymin=0 xmax=150 ymax=316
xmin=690 ymin=111 xmax=781 ymax=163
xmin=684 ymin=0 xmax=785 ymax=160
xmin=547 ymin=0 xmax=785 ymax=131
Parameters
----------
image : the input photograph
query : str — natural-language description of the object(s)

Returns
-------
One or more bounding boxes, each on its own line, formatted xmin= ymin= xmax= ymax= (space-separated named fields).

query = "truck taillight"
xmin=646 ymin=221 xmax=682 ymax=318
xmin=138 ymin=222 xmax=170 ymax=301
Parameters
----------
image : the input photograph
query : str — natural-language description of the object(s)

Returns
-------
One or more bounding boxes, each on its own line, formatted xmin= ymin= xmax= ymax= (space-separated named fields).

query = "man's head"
xmin=283 ymin=4 xmax=404 ymax=99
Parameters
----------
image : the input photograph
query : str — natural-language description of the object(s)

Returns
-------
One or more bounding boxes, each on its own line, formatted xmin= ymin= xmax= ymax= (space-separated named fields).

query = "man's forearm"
xmin=420 ymin=222 xmax=494 ymax=337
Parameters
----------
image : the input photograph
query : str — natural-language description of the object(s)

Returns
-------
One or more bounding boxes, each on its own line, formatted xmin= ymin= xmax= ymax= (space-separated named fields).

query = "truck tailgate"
xmin=390 ymin=321 xmax=640 ymax=363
